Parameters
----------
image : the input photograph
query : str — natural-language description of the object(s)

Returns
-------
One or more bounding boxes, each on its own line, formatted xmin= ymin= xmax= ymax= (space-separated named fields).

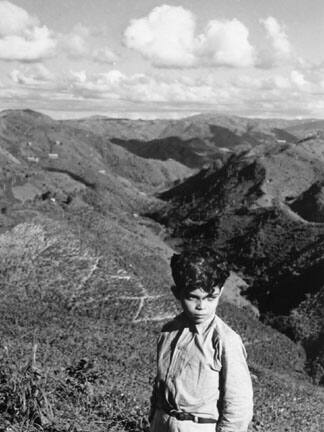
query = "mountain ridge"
xmin=148 ymin=138 xmax=324 ymax=385
xmin=0 ymin=108 xmax=323 ymax=431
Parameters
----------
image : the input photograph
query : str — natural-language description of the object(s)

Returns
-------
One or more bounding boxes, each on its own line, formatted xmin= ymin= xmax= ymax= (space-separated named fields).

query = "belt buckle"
xmin=169 ymin=410 xmax=187 ymax=421
xmin=177 ymin=412 xmax=188 ymax=421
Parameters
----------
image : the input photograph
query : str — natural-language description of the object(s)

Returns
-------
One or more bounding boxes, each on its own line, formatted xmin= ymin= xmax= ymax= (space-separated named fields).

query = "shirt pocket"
xmin=179 ymin=355 xmax=221 ymax=405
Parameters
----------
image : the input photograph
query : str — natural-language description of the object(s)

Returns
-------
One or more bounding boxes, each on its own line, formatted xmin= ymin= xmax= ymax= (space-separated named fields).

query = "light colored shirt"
xmin=151 ymin=313 xmax=253 ymax=432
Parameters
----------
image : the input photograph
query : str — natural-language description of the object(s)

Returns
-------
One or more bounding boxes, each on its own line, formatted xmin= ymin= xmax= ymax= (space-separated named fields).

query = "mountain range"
xmin=0 ymin=109 xmax=323 ymax=432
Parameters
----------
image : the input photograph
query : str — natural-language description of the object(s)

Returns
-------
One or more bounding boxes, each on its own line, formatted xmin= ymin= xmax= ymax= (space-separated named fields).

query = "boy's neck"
xmin=187 ymin=313 xmax=216 ymax=334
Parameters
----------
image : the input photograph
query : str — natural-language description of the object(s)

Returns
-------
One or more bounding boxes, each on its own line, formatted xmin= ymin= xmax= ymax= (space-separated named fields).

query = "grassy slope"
xmin=0 ymin=110 xmax=323 ymax=431
xmin=1 ymin=196 xmax=322 ymax=432
xmin=1 ymin=267 xmax=323 ymax=432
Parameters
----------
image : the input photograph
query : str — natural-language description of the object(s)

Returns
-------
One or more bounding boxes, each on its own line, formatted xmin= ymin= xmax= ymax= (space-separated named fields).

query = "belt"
xmin=168 ymin=409 xmax=217 ymax=424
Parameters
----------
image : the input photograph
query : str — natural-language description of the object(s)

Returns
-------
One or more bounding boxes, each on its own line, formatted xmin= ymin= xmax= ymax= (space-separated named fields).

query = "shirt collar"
xmin=193 ymin=314 xmax=216 ymax=334
xmin=179 ymin=313 xmax=216 ymax=334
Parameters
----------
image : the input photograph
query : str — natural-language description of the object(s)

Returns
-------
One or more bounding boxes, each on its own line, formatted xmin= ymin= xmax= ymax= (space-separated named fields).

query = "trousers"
xmin=150 ymin=410 xmax=216 ymax=432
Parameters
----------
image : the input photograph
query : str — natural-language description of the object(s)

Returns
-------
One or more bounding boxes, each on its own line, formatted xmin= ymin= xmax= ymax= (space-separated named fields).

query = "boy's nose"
xmin=196 ymin=299 xmax=205 ymax=309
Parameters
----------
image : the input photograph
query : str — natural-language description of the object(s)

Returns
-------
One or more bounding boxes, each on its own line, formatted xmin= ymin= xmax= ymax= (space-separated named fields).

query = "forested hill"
xmin=0 ymin=109 xmax=323 ymax=431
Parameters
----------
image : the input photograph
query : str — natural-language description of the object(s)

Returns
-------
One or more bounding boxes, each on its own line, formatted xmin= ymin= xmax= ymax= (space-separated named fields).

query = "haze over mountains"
xmin=0 ymin=109 xmax=324 ymax=431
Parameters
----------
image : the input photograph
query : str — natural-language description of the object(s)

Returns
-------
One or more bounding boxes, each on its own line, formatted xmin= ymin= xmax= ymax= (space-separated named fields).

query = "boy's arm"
xmin=216 ymin=333 xmax=253 ymax=432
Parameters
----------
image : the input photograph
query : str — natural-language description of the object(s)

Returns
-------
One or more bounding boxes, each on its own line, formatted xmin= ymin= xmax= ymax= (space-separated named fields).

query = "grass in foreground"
xmin=0 ymin=295 xmax=323 ymax=432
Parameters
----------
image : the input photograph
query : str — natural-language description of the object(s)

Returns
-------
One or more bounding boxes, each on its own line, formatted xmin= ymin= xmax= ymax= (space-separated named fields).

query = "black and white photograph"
xmin=0 ymin=1 xmax=323 ymax=431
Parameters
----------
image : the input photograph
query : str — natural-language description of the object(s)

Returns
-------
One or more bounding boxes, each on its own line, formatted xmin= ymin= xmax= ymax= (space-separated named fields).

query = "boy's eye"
xmin=186 ymin=295 xmax=201 ymax=301
xmin=186 ymin=294 xmax=218 ymax=301
xmin=208 ymin=294 xmax=219 ymax=300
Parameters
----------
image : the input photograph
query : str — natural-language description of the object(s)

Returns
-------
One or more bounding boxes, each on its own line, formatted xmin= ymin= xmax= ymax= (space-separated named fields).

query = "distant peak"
xmin=0 ymin=108 xmax=53 ymax=122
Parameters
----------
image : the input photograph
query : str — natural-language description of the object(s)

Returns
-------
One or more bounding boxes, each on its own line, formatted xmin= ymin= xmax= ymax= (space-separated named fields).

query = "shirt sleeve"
xmin=216 ymin=333 xmax=253 ymax=432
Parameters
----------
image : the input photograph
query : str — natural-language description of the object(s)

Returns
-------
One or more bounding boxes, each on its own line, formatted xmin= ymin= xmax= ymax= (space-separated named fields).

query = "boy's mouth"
xmin=192 ymin=313 xmax=210 ymax=321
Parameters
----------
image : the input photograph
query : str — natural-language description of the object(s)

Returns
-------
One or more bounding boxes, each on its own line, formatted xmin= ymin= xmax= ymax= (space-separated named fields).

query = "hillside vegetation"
xmin=149 ymin=138 xmax=324 ymax=386
xmin=0 ymin=109 xmax=323 ymax=431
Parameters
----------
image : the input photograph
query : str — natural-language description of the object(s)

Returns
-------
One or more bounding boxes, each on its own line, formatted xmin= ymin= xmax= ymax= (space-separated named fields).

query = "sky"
xmin=0 ymin=0 xmax=323 ymax=119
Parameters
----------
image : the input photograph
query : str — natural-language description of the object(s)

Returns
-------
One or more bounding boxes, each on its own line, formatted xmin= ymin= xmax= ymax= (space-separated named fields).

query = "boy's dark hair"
xmin=171 ymin=249 xmax=230 ymax=296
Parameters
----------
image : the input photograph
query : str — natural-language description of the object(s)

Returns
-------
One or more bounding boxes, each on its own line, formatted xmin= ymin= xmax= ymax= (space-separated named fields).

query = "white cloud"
xmin=232 ymin=70 xmax=313 ymax=93
xmin=66 ymin=69 xmax=237 ymax=106
xmin=61 ymin=23 xmax=118 ymax=64
xmin=69 ymin=70 xmax=87 ymax=84
xmin=0 ymin=0 xmax=37 ymax=36
xmin=10 ymin=69 xmax=31 ymax=85
xmin=258 ymin=16 xmax=293 ymax=68
xmin=124 ymin=5 xmax=255 ymax=68
xmin=271 ymin=75 xmax=291 ymax=89
xmin=61 ymin=24 xmax=89 ymax=58
xmin=124 ymin=5 xmax=196 ymax=68
xmin=290 ymin=70 xmax=308 ymax=89
xmin=98 ymin=70 xmax=125 ymax=85
xmin=196 ymin=19 xmax=255 ymax=67
xmin=6 ymin=65 xmax=324 ymax=119
xmin=302 ymin=64 xmax=324 ymax=93
xmin=92 ymin=47 xmax=118 ymax=64
xmin=0 ymin=1 xmax=56 ymax=61
xmin=10 ymin=64 xmax=55 ymax=85
xmin=261 ymin=16 xmax=291 ymax=57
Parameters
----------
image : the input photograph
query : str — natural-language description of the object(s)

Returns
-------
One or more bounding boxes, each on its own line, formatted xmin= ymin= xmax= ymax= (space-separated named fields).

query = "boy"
xmin=149 ymin=250 xmax=253 ymax=432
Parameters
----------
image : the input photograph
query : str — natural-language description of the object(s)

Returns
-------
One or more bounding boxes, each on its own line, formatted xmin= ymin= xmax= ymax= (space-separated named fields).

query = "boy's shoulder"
xmin=160 ymin=313 xmax=242 ymax=343
xmin=160 ymin=313 xmax=187 ymax=333
xmin=211 ymin=314 xmax=243 ymax=346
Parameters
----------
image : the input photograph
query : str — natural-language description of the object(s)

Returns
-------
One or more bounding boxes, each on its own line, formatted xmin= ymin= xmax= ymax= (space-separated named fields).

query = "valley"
xmin=0 ymin=109 xmax=323 ymax=431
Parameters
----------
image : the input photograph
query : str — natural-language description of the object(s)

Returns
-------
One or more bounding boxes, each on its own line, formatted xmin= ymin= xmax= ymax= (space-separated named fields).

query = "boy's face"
xmin=180 ymin=286 xmax=222 ymax=325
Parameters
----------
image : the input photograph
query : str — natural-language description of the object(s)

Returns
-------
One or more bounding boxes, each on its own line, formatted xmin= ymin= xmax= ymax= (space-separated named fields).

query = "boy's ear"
xmin=171 ymin=285 xmax=181 ymax=300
